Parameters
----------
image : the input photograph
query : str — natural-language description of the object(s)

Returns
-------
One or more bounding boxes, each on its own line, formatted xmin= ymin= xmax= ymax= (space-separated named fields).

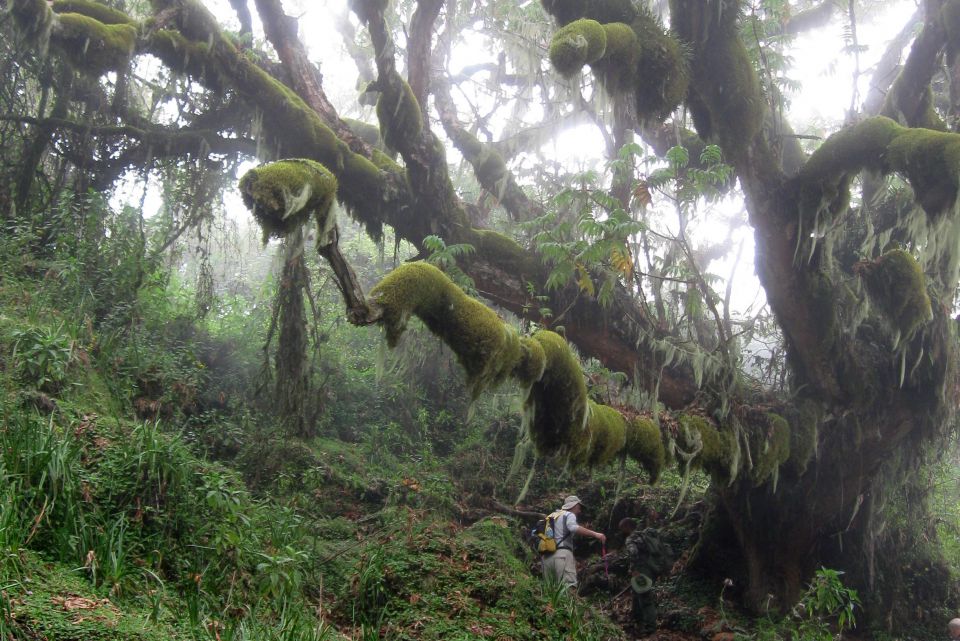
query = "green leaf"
xmin=699 ymin=144 xmax=723 ymax=166
xmin=666 ymin=145 xmax=689 ymax=169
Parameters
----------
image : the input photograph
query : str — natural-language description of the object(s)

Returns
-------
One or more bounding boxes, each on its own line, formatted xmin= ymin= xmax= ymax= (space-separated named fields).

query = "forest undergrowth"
xmin=0 ymin=209 xmax=956 ymax=641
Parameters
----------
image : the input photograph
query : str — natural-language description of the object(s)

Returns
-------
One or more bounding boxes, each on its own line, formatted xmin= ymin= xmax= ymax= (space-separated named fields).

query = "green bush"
xmin=10 ymin=325 xmax=74 ymax=392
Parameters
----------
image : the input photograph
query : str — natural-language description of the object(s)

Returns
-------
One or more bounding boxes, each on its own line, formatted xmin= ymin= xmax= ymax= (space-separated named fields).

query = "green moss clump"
xmin=524 ymin=330 xmax=588 ymax=457
xmin=341 ymin=152 xmax=385 ymax=189
xmin=376 ymin=79 xmax=422 ymax=152
xmin=749 ymin=413 xmax=791 ymax=487
xmin=671 ymin=2 xmax=758 ymax=155
xmin=799 ymin=117 xmax=902 ymax=181
xmin=678 ymin=414 xmax=737 ymax=483
xmin=369 ymin=262 xmax=522 ymax=400
xmin=451 ymin=128 xmax=483 ymax=157
xmin=467 ymin=229 xmax=541 ymax=278
xmin=55 ymin=13 xmax=136 ymax=75
xmin=857 ymin=248 xmax=933 ymax=340
xmin=52 ymin=0 xmax=133 ymax=24
xmin=630 ymin=10 xmax=689 ymax=121
xmin=791 ymin=117 xmax=903 ymax=229
xmin=590 ymin=22 xmax=639 ymax=94
xmin=474 ymin=147 xmax=508 ymax=185
xmin=514 ymin=336 xmax=546 ymax=387
xmin=239 ymin=159 xmax=338 ymax=241
xmin=343 ymin=117 xmax=385 ymax=149
xmin=886 ymin=128 xmax=960 ymax=217
xmin=913 ymin=87 xmax=948 ymax=131
xmin=371 ymin=148 xmax=402 ymax=172
xmin=571 ymin=401 xmax=626 ymax=468
xmin=624 ymin=416 xmax=665 ymax=483
xmin=549 ymin=18 xmax=607 ymax=76
xmin=805 ymin=270 xmax=838 ymax=350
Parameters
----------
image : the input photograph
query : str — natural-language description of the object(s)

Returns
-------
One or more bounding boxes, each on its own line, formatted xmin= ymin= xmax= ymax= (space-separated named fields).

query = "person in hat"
xmin=949 ymin=618 xmax=960 ymax=639
xmin=540 ymin=495 xmax=606 ymax=589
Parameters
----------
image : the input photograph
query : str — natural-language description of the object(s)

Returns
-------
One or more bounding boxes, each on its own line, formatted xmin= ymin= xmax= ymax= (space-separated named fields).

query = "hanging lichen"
xmin=748 ymin=413 xmax=791 ymax=488
xmin=854 ymin=248 xmax=933 ymax=342
xmin=274 ymin=229 xmax=312 ymax=437
xmin=239 ymin=158 xmax=338 ymax=242
xmin=624 ymin=416 xmax=665 ymax=483
xmin=785 ymin=400 xmax=820 ymax=476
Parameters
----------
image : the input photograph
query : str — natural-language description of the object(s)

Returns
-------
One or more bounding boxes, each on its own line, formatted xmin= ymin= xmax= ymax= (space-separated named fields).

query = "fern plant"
xmin=422 ymin=234 xmax=477 ymax=293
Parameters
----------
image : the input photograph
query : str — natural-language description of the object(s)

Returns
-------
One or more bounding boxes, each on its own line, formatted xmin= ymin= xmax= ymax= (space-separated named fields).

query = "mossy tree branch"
xmin=407 ymin=0 xmax=442 ymax=111
xmin=880 ymin=0 xmax=951 ymax=129
xmin=252 ymin=0 xmax=368 ymax=152
xmin=863 ymin=8 xmax=922 ymax=115
xmin=432 ymin=73 xmax=544 ymax=223
xmin=0 ymin=116 xmax=258 ymax=157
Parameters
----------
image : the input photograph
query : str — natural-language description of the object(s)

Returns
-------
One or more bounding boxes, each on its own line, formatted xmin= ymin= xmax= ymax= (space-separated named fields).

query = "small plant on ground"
xmin=737 ymin=567 xmax=861 ymax=641
xmin=10 ymin=324 xmax=74 ymax=392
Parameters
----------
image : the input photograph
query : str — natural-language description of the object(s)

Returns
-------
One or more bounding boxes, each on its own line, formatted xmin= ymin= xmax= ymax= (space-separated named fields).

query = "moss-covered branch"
xmin=542 ymin=9 xmax=688 ymax=124
xmin=794 ymin=116 xmax=960 ymax=232
xmin=880 ymin=0 xmax=953 ymax=129
xmin=432 ymin=75 xmax=545 ymax=223
xmin=240 ymin=159 xmax=377 ymax=324
xmin=369 ymin=262 xmax=809 ymax=489
xmin=668 ymin=0 xmax=765 ymax=168
xmin=0 ymin=115 xmax=257 ymax=158
xmin=10 ymin=0 xmax=137 ymax=75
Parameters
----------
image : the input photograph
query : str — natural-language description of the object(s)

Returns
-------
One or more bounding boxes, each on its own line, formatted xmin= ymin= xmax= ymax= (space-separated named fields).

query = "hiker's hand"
xmin=597 ymin=532 xmax=606 ymax=544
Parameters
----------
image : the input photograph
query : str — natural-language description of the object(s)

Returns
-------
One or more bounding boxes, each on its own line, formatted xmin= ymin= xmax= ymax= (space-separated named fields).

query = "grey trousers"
xmin=542 ymin=548 xmax=577 ymax=588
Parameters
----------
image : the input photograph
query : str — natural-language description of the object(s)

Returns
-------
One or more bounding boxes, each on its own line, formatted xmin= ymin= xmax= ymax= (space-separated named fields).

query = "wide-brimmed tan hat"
xmin=561 ymin=495 xmax=583 ymax=510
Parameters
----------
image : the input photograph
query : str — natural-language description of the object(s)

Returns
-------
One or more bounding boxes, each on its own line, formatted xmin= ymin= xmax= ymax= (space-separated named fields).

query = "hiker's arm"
xmin=575 ymin=526 xmax=606 ymax=544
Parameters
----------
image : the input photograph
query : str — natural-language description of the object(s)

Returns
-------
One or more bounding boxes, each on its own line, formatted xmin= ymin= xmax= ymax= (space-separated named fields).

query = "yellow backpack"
xmin=534 ymin=510 xmax=570 ymax=554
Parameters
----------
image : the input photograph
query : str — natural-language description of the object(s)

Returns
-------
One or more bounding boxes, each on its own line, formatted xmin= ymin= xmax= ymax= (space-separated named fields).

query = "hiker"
xmin=620 ymin=514 xmax=673 ymax=634
xmin=949 ymin=618 xmax=960 ymax=639
xmin=540 ymin=495 xmax=606 ymax=589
